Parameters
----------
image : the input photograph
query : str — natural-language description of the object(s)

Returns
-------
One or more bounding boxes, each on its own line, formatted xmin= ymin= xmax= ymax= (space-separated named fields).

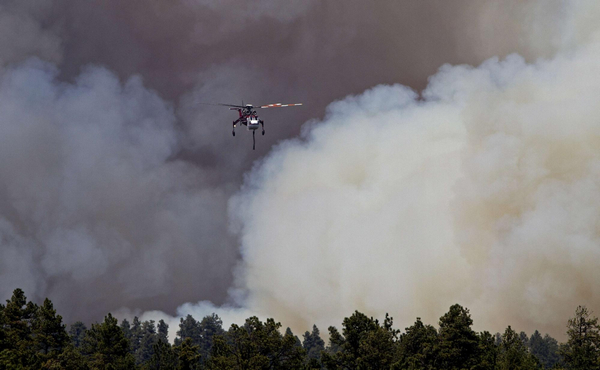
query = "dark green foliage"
xmin=175 ymin=314 xmax=199 ymax=346
xmin=197 ymin=313 xmax=225 ymax=361
xmin=285 ymin=327 xmax=302 ymax=348
xmin=303 ymin=324 xmax=326 ymax=361
xmin=394 ymin=317 xmax=438 ymax=370
xmin=436 ymin=304 xmax=480 ymax=369
xmin=0 ymin=288 xmax=39 ymax=368
xmin=174 ymin=337 xmax=201 ymax=370
xmin=130 ymin=316 xmax=143 ymax=354
xmin=33 ymin=298 xmax=70 ymax=365
xmin=174 ymin=313 xmax=224 ymax=363
xmin=321 ymin=311 xmax=397 ymax=370
xmin=560 ymin=305 xmax=600 ymax=370
xmin=158 ymin=319 xmax=169 ymax=343
xmin=520 ymin=331 xmax=530 ymax=347
xmin=136 ymin=319 xmax=158 ymax=364
xmin=208 ymin=316 xmax=305 ymax=369
xmin=497 ymin=326 xmax=540 ymax=370
xmin=81 ymin=313 xmax=136 ymax=369
xmin=3 ymin=287 xmax=600 ymax=370
xmin=474 ymin=331 xmax=498 ymax=370
xmin=325 ymin=326 xmax=343 ymax=355
xmin=144 ymin=339 xmax=177 ymax=370
xmin=120 ymin=319 xmax=132 ymax=344
xmin=51 ymin=344 xmax=90 ymax=369
xmin=70 ymin=321 xmax=88 ymax=348
xmin=494 ymin=332 xmax=502 ymax=346
xmin=529 ymin=330 xmax=561 ymax=369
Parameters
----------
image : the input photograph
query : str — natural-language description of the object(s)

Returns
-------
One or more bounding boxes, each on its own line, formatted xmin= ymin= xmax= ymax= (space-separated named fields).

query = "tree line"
xmin=1 ymin=288 xmax=599 ymax=369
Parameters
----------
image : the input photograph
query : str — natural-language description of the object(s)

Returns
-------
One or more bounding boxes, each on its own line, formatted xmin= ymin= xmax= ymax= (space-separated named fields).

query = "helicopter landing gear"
xmin=260 ymin=120 xmax=265 ymax=135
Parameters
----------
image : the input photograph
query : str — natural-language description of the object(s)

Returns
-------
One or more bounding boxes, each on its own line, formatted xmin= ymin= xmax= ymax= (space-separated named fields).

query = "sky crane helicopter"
xmin=208 ymin=102 xmax=303 ymax=150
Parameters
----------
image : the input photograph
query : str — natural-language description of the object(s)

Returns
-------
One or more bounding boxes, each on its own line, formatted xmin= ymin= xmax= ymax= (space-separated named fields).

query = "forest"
xmin=1 ymin=288 xmax=599 ymax=369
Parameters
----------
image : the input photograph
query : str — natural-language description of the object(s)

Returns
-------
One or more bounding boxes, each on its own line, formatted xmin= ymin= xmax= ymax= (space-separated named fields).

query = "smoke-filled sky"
xmin=0 ymin=0 xmax=597 ymax=339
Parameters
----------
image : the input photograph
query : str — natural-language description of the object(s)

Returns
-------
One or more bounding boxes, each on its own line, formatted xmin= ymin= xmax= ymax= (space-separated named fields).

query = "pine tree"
xmin=197 ymin=313 xmax=224 ymax=362
xmin=208 ymin=316 xmax=305 ymax=369
xmin=81 ymin=313 xmax=135 ymax=369
xmin=174 ymin=337 xmax=201 ymax=370
xmin=175 ymin=314 xmax=199 ymax=346
xmin=303 ymin=324 xmax=325 ymax=361
xmin=286 ymin=327 xmax=302 ymax=348
xmin=436 ymin=304 xmax=480 ymax=369
xmin=474 ymin=331 xmax=498 ymax=370
xmin=529 ymin=330 xmax=560 ymax=369
xmin=520 ymin=331 xmax=530 ymax=348
xmin=157 ymin=319 xmax=169 ymax=343
xmin=136 ymin=320 xmax=158 ymax=365
xmin=120 ymin=319 xmax=132 ymax=344
xmin=394 ymin=317 xmax=438 ymax=370
xmin=497 ymin=326 xmax=539 ymax=370
xmin=145 ymin=339 xmax=177 ymax=370
xmin=69 ymin=321 xmax=88 ymax=348
xmin=32 ymin=298 xmax=70 ymax=361
xmin=130 ymin=316 xmax=143 ymax=354
xmin=321 ymin=311 xmax=397 ymax=369
xmin=53 ymin=344 xmax=90 ymax=370
xmin=561 ymin=305 xmax=600 ymax=370
xmin=0 ymin=288 xmax=39 ymax=368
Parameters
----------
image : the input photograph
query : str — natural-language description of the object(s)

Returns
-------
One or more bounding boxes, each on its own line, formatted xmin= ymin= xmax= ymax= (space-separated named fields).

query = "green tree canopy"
xmin=81 ymin=313 xmax=135 ymax=369
xmin=174 ymin=337 xmax=201 ymax=370
xmin=33 ymin=298 xmax=70 ymax=364
xmin=322 ymin=311 xmax=397 ymax=370
xmin=303 ymin=324 xmax=325 ymax=361
xmin=208 ymin=316 xmax=305 ymax=369
xmin=529 ymin=330 xmax=560 ymax=369
xmin=0 ymin=288 xmax=39 ymax=368
xmin=560 ymin=305 xmax=600 ymax=370
xmin=436 ymin=304 xmax=480 ymax=369
xmin=158 ymin=319 xmax=169 ymax=343
xmin=497 ymin=326 xmax=539 ymax=370
xmin=70 ymin=321 xmax=88 ymax=349
xmin=394 ymin=317 xmax=438 ymax=370
xmin=136 ymin=319 xmax=158 ymax=364
xmin=474 ymin=331 xmax=498 ymax=370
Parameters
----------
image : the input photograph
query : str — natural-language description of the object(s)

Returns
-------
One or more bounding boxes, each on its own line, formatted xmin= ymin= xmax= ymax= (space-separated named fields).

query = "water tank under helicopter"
xmin=247 ymin=115 xmax=260 ymax=130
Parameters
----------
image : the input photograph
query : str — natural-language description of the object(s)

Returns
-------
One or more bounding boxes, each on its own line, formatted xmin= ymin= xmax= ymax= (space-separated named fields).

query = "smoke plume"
xmin=225 ymin=0 xmax=600 ymax=338
xmin=0 ymin=0 xmax=591 ymax=338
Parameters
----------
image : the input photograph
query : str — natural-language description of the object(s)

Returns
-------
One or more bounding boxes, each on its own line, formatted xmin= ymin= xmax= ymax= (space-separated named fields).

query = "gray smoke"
xmin=221 ymin=0 xmax=600 ymax=339
xmin=0 ymin=0 xmax=572 ymax=327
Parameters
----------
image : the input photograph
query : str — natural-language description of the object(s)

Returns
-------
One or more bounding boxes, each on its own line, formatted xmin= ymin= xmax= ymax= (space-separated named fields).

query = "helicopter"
xmin=209 ymin=102 xmax=303 ymax=150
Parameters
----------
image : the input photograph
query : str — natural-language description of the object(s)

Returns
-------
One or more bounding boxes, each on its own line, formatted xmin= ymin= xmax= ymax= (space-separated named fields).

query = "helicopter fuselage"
xmin=223 ymin=101 xmax=301 ymax=149
xmin=232 ymin=107 xmax=262 ymax=131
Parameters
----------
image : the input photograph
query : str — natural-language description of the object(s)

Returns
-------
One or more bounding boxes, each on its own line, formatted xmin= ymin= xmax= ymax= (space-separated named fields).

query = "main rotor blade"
xmin=198 ymin=103 xmax=247 ymax=109
xmin=258 ymin=103 xmax=303 ymax=109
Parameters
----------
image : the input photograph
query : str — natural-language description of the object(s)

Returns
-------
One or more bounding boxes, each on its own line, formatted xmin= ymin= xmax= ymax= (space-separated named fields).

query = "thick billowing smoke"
xmin=224 ymin=1 xmax=600 ymax=338
xmin=0 ymin=60 xmax=236 ymax=319
xmin=0 ymin=0 xmax=585 ymax=334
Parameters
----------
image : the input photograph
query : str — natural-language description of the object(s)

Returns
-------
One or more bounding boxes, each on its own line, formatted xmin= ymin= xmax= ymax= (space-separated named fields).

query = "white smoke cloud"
xmin=214 ymin=1 xmax=600 ymax=338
